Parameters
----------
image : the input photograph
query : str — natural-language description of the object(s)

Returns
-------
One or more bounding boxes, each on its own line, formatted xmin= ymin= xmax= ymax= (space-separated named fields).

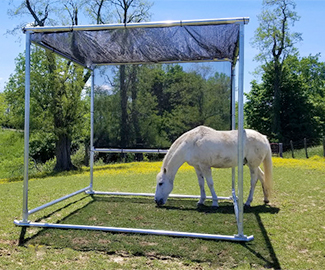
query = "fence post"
xmin=290 ymin=140 xmax=294 ymax=158
xmin=304 ymin=138 xmax=309 ymax=159
xmin=279 ymin=143 xmax=283 ymax=158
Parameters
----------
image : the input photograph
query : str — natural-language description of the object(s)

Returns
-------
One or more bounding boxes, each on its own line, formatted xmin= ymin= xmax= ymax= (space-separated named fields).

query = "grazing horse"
xmin=154 ymin=126 xmax=273 ymax=208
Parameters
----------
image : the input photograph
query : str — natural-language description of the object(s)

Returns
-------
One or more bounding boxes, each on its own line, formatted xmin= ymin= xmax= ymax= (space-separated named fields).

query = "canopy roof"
xmin=24 ymin=17 xmax=249 ymax=68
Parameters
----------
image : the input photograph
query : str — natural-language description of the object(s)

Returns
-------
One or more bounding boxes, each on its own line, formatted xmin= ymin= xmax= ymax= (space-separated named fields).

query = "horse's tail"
xmin=262 ymin=143 xmax=273 ymax=200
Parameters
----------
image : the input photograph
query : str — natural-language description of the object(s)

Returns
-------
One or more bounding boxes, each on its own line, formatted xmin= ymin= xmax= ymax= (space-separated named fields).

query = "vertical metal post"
xmin=231 ymin=65 xmax=236 ymax=192
xmin=237 ymin=22 xmax=245 ymax=237
xmin=89 ymin=68 xmax=95 ymax=192
xmin=22 ymin=31 xmax=31 ymax=223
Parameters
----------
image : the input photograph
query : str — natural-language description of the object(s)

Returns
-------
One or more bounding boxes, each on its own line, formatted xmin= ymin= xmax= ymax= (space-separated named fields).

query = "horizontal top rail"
xmin=94 ymin=148 xmax=168 ymax=154
xmin=23 ymin=17 xmax=249 ymax=33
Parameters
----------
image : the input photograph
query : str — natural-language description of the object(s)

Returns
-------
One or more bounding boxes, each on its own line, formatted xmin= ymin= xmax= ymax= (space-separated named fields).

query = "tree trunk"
xmin=130 ymin=66 xmax=140 ymax=141
xmin=47 ymin=51 xmax=77 ymax=172
xmin=120 ymin=65 xmax=128 ymax=148
xmin=272 ymin=60 xmax=282 ymax=141
xmin=130 ymin=65 xmax=143 ymax=160
xmin=84 ymin=140 xmax=90 ymax=167
xmin=54 ymin=134 xmax=76 ymax=171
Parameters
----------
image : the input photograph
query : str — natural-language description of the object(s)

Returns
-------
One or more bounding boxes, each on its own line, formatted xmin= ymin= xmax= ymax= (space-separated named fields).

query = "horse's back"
xmin=185 ymin=126 xmax=238 ymax=168
xmin=182 ymin=126 xmax=269 ymax=169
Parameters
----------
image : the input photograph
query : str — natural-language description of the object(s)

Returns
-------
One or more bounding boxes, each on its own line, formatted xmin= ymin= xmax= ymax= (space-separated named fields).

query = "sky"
xmin=0 ymin=0 xmax=325 ymax=94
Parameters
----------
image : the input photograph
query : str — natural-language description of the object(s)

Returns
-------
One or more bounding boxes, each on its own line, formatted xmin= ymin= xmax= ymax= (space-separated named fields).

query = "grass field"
xmin=0 ymin=157 xmax=324 ymax=269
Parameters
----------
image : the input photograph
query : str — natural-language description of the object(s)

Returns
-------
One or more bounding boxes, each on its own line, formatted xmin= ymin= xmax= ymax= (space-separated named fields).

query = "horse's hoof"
xmin=244 ymin=204 xmax=250 ymax=210
xmin=197 ymin=203 xmax=205 ymax=208
xmin=264 ymin=199 xmax=270 ymax=204
xmin=211 ymin=205 xmax=219 ymax=210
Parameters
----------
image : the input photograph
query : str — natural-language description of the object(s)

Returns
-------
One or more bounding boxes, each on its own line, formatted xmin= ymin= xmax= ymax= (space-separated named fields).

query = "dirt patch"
xmin=139 ymin=241 xmax=158 ymax=247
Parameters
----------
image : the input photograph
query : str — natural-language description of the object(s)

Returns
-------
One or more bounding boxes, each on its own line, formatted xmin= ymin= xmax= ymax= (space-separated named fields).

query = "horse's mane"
xmin=162 ymin=126 xmax=214 ymax=171
xmin=162 ymin=132 xmax=189 ymax=169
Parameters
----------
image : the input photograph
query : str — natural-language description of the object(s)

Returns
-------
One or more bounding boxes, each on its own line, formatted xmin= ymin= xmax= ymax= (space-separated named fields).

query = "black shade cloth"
xmin=30 ymin=23 xmax=240 ymax=67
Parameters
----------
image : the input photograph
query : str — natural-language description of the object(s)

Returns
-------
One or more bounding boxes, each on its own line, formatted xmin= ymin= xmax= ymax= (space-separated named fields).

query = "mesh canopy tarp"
xmin=30 ymin=23 xmax=240 ymax=67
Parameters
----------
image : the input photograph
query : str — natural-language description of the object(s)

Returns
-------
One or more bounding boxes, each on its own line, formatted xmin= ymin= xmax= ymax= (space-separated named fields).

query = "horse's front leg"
xmin=200 ymin=166 xmax=219 ymax=208
xmin=194 ymin=167 xmax=206 ymax=206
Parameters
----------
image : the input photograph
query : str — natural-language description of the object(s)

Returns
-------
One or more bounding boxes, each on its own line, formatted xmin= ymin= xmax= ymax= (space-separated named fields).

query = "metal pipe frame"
xmin=13 ymin=220 xmax=253 ymax=242
xmin=94 ymin=148 xmax=168 ymax=154
xmin=23 ymin=17 xmax=249 ymax=33
xmin=86 ymin=190 xmax=232 ymax=201
xmin=25 ymin=18 xmax=249 ymax=69
xmin=90 ymin=68 xmax=95 ymax=192
xmin=236 ymin=22 xmax=245 ymax=238
xmin=230 ymin=63 xmax=238 ymax=225
xmin=28 ymin=186 xmax=91 ymax=215
xmin=15 ymin=20 xmax=253 ymax=242
xmin=22 ymin=31 xmax=31 ymax=223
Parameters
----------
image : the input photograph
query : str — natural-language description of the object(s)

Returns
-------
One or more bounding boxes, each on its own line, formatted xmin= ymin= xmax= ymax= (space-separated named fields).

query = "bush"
xmin=71 ymin=144 xmax=87 ymax=168
xmin=29 ymin=132 xmax=56 ymax=163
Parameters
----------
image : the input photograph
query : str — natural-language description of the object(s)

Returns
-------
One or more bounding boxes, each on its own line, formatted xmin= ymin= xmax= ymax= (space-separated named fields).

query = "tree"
xmin=244 ymin=79 xmax=273 ymax=137
xmin=252 ymin=0 xmax=302 ymax=141
xmin=85 ymin=0 xmax=152 ymax=150
xmin=284 ymin=54 xmax=325 ymax=142
xmin=92 ymin=64 xmax=233 ymax=155
xmin=85 ymin=0 xmax=112 ymax=24
xmin=203 ymin=72 xmax=231 ymax=130
xmin=0 ymin=93 xmax=10 ymax=127
xmin=4 ymin=47 xmax=89 ymax=165
xmin=7 ymin=0 xmax=91 ymax=171
xmin=245 ymin=55 xmax=325 ymax=146
xmin=136 ymin=65 xmax=231 ymax=144
xmin=111 ymin=0 xmax=152 ymax=149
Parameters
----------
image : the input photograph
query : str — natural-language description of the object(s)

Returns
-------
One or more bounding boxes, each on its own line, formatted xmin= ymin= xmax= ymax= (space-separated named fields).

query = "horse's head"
xmin=154 ymin=168 xmax=173 ymax=206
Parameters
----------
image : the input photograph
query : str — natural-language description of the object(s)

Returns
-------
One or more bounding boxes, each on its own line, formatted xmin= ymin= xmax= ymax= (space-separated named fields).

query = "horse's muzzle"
xmin=155 ymin=198 xmax=164 ymax=206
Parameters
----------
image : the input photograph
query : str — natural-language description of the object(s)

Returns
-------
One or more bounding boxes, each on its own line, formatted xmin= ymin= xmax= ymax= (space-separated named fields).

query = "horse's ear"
xmin=163 ymin=168 xmax=167 ymax=174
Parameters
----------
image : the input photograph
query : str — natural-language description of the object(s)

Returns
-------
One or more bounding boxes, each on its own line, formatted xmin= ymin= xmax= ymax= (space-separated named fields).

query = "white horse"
xmin=154 ymin=126 xmax=273 ymax=208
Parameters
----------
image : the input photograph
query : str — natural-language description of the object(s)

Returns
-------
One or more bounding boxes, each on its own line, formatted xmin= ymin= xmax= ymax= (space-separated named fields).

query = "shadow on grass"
xmin=19 ymin=195 xmax=281 ymax=269
xmin=18 ymin=195 xmax=90 ymax=246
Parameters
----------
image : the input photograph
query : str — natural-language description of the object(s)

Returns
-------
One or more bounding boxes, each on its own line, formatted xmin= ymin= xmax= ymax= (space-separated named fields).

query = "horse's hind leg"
xmin=258 ymin=167 xmax=269 ymax=204
xmin=245 ymin=166 xmax=259 ymax=207
xmin=194 ymin=167 xmax=206 ymax=206
xmin=200 ymin=166 xmax=219 ymax=208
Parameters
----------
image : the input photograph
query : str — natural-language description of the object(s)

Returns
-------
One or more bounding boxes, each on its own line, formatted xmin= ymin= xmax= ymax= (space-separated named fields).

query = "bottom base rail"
xmin=86 ymin=190 xmax=233 ymax=201
xmin=14 ymin=220 xmax=254 ymax=242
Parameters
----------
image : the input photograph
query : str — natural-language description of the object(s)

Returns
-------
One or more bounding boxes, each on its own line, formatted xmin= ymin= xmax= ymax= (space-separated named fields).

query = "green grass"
xmin=1 ymin=159 xmax=324 ymax=269
xmin=282 ymin=145 xmax=324 ymax=159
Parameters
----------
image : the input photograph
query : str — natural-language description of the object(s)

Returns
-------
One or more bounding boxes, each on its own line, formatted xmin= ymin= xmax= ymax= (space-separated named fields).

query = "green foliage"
xmin=29 ymin=132 xmax=56 ymax=163
xmin=4 ymin=46 xmax=90 ymax=170
xmin=252 ymin=0 xmax=303 ymax=141
xmin=245 ymin=80 xmax=272 ymax=136
xmin=3 ymin=53 xmax=232 ymax=167
xmin=0 ymin=129 xmax=24 ymax=178
xmin=94 ymin=64 xmax=231 ymax=155
xmin=203 ymin=72 xmax=231 ymax=129
xmin=0 ymin=93 xmax=10 ymax=127
xmin=4 ymin=1 xmax=232 ymax=170
xmin=245 ymin=55 xmax=325 ymax=146
xmin=71 ymin=144 xmax=87 ymax=168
